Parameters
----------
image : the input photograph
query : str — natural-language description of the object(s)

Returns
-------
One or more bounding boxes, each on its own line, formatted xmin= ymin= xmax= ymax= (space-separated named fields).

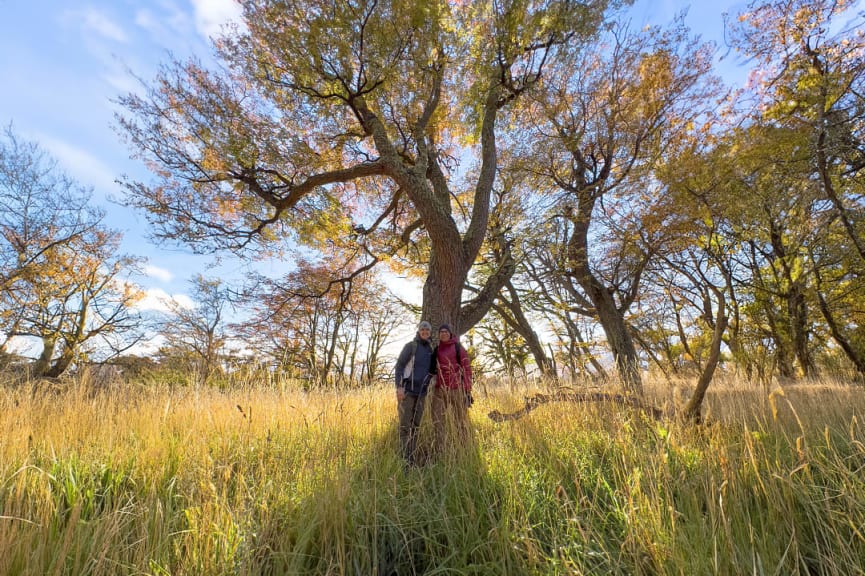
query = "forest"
xmin=2 ymin=1 xmax=863 ymax=420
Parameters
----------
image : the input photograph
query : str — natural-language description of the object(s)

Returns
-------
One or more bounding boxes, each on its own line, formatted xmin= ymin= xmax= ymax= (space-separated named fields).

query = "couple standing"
xmin=394 ymin=320 xmax=473 ymax=468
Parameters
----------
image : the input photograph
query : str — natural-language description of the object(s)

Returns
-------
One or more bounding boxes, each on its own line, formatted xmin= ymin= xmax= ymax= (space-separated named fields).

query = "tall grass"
xmin=1 ymin=372 xmax=865 ymax=575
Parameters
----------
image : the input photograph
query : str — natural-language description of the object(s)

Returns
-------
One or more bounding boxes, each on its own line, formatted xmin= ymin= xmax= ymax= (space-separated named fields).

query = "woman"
xmin=394 ymin=320 xmax=434 ymax=468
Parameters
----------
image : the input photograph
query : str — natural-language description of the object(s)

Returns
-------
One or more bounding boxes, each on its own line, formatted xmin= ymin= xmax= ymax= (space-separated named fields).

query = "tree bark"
xmin=788 ymin=284 xmax=815 ymax=377
xmin=567 ymin=200 xmax=643 ymax=396
xmin=421 ymin=242 xmax=468 ymax=333
xmin=683 ymin=290 xmax=727 ymax=423
xmin=45 ymin=345 xmax=76 ymax=379
xmin=412 ymin=89 xmax=506 ymax=334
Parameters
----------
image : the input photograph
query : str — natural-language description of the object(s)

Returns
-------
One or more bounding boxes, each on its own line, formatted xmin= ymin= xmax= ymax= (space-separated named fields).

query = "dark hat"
xmin=438 ymin=323 xmax=452 ymax=334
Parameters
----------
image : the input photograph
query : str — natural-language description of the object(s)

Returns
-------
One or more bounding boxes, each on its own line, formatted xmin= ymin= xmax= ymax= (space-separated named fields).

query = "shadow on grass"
xmin=244 ymin=411 xmax=519 ymax=576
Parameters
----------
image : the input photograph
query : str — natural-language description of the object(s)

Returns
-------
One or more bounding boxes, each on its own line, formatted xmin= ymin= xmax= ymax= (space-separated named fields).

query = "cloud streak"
xmin=79 ymin=8 xmax=129 ymax=43
xmin=144 ymin=264 xmax=174 ymax=283
xmin=190 ymin=0 xmax=243 ymax=40
xmin=37 ymin=135 xmax=119 ymax=196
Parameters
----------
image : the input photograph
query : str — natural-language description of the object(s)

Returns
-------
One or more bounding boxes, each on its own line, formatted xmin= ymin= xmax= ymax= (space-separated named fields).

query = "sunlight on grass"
xmin=1 ymin=372 xmax=865 ymax=574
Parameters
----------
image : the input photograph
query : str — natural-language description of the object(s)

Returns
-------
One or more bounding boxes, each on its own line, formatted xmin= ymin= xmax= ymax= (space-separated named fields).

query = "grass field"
xmin=1 ymin=373 xmax=865 ymax=575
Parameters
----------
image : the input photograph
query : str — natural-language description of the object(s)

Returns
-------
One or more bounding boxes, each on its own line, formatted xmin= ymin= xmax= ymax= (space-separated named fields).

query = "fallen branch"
xmin=488 ymin=390 xmax=668 ymax=422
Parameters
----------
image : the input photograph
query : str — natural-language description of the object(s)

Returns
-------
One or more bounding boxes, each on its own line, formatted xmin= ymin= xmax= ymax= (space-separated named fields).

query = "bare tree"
xmin=159 ymin=275 xmax=229 ymax=386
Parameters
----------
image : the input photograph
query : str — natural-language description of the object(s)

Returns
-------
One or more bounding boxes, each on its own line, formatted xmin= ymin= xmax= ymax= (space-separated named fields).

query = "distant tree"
xmin=0 ymin=127 xmax=144 ymax=377
xmin=509 ymin=219 xmax=609 ymax=380
xmin=238 ymin=260 xmax=404 ymax=387
xmin=357 ymin=292 xmax=405 ymax=385
xmin=473 ymin=308 xmax=533 ymax=379
xmin=159 ymin=275 xmax=230 ymax=386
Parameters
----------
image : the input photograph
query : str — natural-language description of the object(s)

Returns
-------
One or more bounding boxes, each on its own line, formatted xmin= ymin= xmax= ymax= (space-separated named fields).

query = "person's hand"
xmin=464 ymin=391 xmax=474 ymax=408
xmin=397 ymin=387 xmax=406 ymax=402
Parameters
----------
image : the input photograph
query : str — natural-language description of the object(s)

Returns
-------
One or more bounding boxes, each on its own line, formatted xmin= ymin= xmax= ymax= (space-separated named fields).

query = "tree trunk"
xmin=683 ymin=292 xmax=727 ymax=423
xmin=813 ymin=267 xmax=865 ymax=379
xmin=45 ymin=346 xmax=76 ymax=379
xmin=362 ymin=82 xmax=510 ymax=339
xmin=494 ymin=281 xmax=554 ymax=377
xmin=814 ymin=100 xmax=865 ymax=264
xmin=421 ymin=243 xmax=468 ymax=334
xmin=788 ymin=284 xmax=814 ymax=377
xmin=568 ymin=198 xmax=643 ymax=396
xmin=763 ymin=304 xmax=795 ymax=379
xmin=593 ymin=285 xmax=643 ymax=396
xmin=32 ymin=336 xmax=56 ymax=378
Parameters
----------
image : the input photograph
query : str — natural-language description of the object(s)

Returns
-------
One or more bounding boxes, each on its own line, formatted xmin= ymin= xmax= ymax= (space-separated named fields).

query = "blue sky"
xmin=0 ymin=0 xmax=750 ymax=316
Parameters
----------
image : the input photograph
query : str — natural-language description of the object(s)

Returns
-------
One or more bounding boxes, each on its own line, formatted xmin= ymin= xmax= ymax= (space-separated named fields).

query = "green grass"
xmin=2 ymin=374 xmax=865 ymax=575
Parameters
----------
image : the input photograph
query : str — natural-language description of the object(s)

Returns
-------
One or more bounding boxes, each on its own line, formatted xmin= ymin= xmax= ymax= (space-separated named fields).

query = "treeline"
xmin=2 ymin=1 xmax=864 ymax=401
xmin=0 ymin=125 xmax=409 ymax=385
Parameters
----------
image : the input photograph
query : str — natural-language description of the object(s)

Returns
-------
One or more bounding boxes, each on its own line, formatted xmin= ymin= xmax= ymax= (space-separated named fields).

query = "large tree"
xmin=1 ymin=226 xmax=144 ymax=378
xmin=117 ymin=0 xmax=625 ymax=335
xmin=728 ymin=0 xmax=865 ymax=379
xmin=519 ymin=19 xmax=719 ymax=394
xmin=731 ymin=0 xmax=865 ymax=264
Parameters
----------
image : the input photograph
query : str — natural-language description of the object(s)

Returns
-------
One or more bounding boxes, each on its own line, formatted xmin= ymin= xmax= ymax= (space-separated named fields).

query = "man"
xmin=394 ymin=320 xmax=435 ymax=468
xmin=430 ymin=324 xmax=473 ymax=453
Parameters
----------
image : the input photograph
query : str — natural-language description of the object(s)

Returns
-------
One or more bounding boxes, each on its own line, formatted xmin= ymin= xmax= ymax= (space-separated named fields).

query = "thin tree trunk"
xmin=788 ymin=284 xmax=815 ymax=377
xmin=33 ymin=337 xmax=56 ymax=378
xmin=493 ymin=281 xmax=554 ymax=377
xmin=812 ymin=253 xmax=865 ymax=378
xmin=45 ymin=345 xmax=76 ymax=379
xmin=683 ymin=290 xmax=727 ymax=423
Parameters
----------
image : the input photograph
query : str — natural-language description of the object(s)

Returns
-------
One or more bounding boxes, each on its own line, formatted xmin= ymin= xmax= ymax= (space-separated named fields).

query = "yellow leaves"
xmin=637 ymin=50 xmax=674 ymax=91
xmin=292 ymin=192 xmax=353 ymax=249
xmin=200 ymin=147 xmax=226 ymax=174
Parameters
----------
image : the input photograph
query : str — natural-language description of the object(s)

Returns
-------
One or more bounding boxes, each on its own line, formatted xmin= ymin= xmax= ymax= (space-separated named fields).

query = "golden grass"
xmin=1 ymin=372 xmax=865 ymax=574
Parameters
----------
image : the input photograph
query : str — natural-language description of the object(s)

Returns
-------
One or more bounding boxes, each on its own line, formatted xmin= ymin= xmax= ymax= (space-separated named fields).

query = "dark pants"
xmin=398 ymin=393 xmax=426 ymax=465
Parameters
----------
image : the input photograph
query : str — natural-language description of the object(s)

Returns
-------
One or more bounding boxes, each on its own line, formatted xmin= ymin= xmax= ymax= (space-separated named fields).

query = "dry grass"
xmin=1 ymin=371 xmax=865 ymax=574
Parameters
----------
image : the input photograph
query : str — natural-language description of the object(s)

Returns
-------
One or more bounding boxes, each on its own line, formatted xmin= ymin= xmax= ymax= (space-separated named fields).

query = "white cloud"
xmin=37 ymin=135 xmax=118 ymax=196
xmin=190 ymin=0 xmax=243 ymax=40
xmin=144 ymin=264 xmax=174 ymax=283
xmin=80 ymin=8 xmax=128 ymax=43
xmin=134 ymin=9 xmax=160 ymax=34
xmin=125 ymin=334 xmax=166 ymax=357
xmin=134 ymin=4 xmax=190 ymax=45
xmin=103 ymin=68 xmax=140 ymax=95
xmin=137 ymin=288 xmax=195 ymax=313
